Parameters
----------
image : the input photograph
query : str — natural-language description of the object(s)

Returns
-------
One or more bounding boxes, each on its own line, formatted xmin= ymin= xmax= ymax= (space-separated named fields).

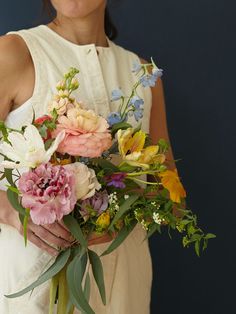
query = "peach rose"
xmin=52 ymin=107 xmax=112 ymax=157
xmin=64 ymin=162 xmax=101 ymax=200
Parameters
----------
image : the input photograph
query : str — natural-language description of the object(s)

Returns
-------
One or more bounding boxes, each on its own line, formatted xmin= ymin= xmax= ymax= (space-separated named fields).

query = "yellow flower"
xmin=96 ymin=211 xmax=111 ymax=229
xmin=159 ymin=169 xmax=186 ymax=203
xmin=117 ymin=128 xmax=163 ymax=169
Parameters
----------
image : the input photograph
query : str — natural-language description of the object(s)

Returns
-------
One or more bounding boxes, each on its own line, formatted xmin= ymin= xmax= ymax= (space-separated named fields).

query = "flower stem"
xmin=127 ymin=177 xmax=161 ymax=185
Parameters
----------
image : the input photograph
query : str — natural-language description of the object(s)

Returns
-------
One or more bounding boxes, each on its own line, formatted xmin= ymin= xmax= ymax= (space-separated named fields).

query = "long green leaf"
xmin=5 ymin=248 xmax=71 ymax=298
xmin=23 ymin=208 xmax=30 ymax=246
xmin=102 ymin=220 xmax=137 ymax=256
xmin=88 ymin=249 xmax=106 ymax=305
xmin=49 ymin=273 xmax=59 ymax=314
xmin=108 ymin=194 xmax=139 ymax=230
xmin=67 ymin=253 xmax=95 ymax=314
xmin=7 ymin=189 xmax=26 ymax=215
xmin=83 ymin=272 xmax=91 ymax=303
xmin=63 ymin=215 xmax=87 ymax=249
xmin=57 ymin=267 xmax=69 ymax=314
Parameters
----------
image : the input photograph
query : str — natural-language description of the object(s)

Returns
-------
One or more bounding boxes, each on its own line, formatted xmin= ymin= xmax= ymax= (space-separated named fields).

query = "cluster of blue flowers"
xmin=107 ymin=59 xmax=163 ymax=127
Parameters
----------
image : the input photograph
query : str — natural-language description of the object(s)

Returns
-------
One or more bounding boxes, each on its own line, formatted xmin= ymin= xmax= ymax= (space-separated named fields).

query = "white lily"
xmin=0 ymin=124 xmax=65 ymax=169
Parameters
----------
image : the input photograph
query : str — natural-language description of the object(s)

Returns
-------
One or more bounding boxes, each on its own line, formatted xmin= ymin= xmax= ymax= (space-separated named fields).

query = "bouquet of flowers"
xmin=0 ymin=62 xmax=215 ymax=314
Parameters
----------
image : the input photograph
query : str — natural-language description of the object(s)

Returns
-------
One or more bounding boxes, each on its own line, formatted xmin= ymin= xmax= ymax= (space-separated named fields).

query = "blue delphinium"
xmin=107 ymin=112 xmax=123 ymax=126
xmin=111 ymin=89 xmax=123 ymax=101
xmin=152 ymin=67 xmax=163 ymax=80
xmin=129 ymin=96 xmax=144 ymax=109
xmin=134 ymin=109 xmax=143 ymax=122
xmin=140 ymin=67 xmax=163 ymax=88
xmin=128 ymin=96 xmax=144 ymax=122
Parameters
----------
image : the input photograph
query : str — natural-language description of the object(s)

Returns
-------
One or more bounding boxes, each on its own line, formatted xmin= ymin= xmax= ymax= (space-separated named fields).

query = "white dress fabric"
xmin=0 ymin=25 xmax=153 ymax=314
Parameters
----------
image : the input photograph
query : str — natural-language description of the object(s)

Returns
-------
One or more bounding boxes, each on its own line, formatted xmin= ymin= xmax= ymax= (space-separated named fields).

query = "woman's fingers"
xmin=42 ymin=222 xmax=74 ymax=242
xmin=88 ymin=232 xmax=116 ymax=246
xmin=27 ymin=230 xmax=58 ymax=256
xmin=29 ymin=223 xmax=71 ymax=249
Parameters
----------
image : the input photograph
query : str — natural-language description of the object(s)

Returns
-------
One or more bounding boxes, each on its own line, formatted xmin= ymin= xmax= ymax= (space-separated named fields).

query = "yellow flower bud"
xmin=96 ymin=211 xmax=110 ymax=229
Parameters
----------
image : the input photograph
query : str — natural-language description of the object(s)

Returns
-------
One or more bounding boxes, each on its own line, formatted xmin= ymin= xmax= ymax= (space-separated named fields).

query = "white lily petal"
xmin=0 ymin=142 xmax=22 ymax=162
xmin=8 ymin=132 xmax=28 ymax=157
xmin=26 ymin=149 xmax=47 ymax=167
xmin=0 ymin=160 xmax=22 ymax=169
xmin=45 ymin=131 xmax=65 ymax=161
xmin=24 ymin=125 xmax=45 ymax=151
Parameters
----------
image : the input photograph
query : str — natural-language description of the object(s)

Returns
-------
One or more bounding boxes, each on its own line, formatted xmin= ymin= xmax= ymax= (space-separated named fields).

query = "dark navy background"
xmin=0 ymin=1 xmax=235 ymax=313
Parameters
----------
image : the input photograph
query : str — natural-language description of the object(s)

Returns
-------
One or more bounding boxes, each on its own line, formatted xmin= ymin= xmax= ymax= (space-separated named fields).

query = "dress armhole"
xmin=6 ymin=30 xmax=42 ymax=117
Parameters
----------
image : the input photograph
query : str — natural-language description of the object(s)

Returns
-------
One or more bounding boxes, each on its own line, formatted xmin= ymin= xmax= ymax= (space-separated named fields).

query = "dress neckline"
xmin=40 ymin=25 xmax=112 ymax=51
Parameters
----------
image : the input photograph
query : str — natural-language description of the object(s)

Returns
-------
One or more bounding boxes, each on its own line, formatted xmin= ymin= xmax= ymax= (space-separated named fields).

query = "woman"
xmin=0 ymin=0 xmax=175 ymax=313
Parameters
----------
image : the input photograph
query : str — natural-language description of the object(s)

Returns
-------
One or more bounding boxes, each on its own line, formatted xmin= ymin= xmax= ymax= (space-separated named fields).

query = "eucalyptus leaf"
xmin=88 ymin=249 xmax=106 ymax=305
xmin=102 ymin=220 xmax=137 ymax=256
xmin=49 ymin=273 xmax=59 ymax=314
xmin=66 ymin=252 xmax=95 ymax=314
xmin=109 ymin=194 xmax=139 ymax=230
xmin=23 ymin=208 xmax=30 ymax=246
xmin=84 ymin=272 xmax=91 ymax=303
xmin=63 ymin=215 xmax=87 ymax=249
xmin=6 ymin=249 xmax=71 ymax=298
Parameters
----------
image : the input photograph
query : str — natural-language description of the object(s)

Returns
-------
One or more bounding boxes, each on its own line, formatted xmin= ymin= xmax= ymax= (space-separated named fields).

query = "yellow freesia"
xmin=159 ymin=169 xmax=186 ymax=203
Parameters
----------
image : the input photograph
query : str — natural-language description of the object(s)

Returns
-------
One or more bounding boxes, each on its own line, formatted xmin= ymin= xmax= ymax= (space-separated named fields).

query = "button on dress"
xmin=0 ymin=25 xmax=153 ymax=314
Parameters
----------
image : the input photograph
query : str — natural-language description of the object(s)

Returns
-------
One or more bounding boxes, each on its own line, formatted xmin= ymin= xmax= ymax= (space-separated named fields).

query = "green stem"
xmin=127 ymin=170 xmax=158 ymax=177
xmin=127 ymin=177 xmax=160 ymax=185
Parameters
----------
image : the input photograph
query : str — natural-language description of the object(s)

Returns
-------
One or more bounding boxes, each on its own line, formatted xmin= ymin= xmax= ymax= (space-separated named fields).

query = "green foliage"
xmin=92 ymin=158 xmax=119 ymax=174
xmin=7 ymin=189 xmax=26 ymax=216
xmin=23 ymin=208 xmax=30 ymax=246
xmin=101 ymin=220 xmax=137 ymax=256
xmin=66 ymin=250 xmax=95 ymax=314
xmin=88 ymin=249 xmax=106 ymax=305
xmin=109 ymin=194 xmax=139 ymax=230
xmin=111 ymin=122 xmax=132 ymax=137
xmin=63 ymin=215 xmax=88 ymax=249
xmin=158 ymin=138 xmax=169 ymax=153
xmin=6 ymin=249 xmax=71 ymax=298
xmin=0 ymin=121 xmax=10 ymax=143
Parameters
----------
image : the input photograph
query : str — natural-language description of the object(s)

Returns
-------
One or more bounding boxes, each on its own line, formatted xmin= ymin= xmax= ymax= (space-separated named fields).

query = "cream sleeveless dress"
xmin=0 ymin=25 xmax=153 ymax=314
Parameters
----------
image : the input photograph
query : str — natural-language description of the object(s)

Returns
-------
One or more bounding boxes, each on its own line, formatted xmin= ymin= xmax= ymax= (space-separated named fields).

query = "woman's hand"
xmin=14 ymin=214 xmax=74 ymax=256
xmin=87 ymin=231 xmax=117 ymax=246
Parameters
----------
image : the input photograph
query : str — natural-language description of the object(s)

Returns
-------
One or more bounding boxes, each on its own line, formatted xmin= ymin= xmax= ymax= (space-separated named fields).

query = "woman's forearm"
xmin=0 ymin=190 xmax=19 ymax=228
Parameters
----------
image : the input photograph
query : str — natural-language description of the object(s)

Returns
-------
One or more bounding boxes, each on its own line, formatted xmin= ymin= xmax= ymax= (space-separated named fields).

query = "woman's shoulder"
xmin=0 ymin=34 xmax=31 ymax=69
xmin=0 ymin=34 xmax=33 ymax=119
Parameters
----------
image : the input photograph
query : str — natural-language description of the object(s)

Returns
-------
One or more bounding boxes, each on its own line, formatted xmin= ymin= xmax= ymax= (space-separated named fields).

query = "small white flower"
xmin=141 ymin=219 xmax=148 ymax=230
xmin=124 ymin=194 xmax=130 ymax=200
xmin=153 ymin=212 xmax=164 ymax=225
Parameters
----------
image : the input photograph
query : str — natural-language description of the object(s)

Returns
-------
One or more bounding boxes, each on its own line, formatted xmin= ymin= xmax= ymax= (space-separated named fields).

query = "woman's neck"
xmin=47 ymin=7 xmax=108 ymax=47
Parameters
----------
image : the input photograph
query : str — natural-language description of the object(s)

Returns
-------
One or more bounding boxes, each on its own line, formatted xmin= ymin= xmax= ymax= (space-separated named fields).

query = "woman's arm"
xmin=150 ymin=78 xmax=176 ymax=170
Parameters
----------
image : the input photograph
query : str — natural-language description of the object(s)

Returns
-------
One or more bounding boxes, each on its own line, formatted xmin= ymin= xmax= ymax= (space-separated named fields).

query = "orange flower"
xmin=159 ymin=169 xmax=186 ymax=203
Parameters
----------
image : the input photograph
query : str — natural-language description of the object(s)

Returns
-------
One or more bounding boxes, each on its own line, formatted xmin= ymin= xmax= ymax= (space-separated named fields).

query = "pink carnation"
xmin=18 ymin=163 xmax=77 ymax=225
xmin=52 ymin=107 xmax=112 ymax=158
